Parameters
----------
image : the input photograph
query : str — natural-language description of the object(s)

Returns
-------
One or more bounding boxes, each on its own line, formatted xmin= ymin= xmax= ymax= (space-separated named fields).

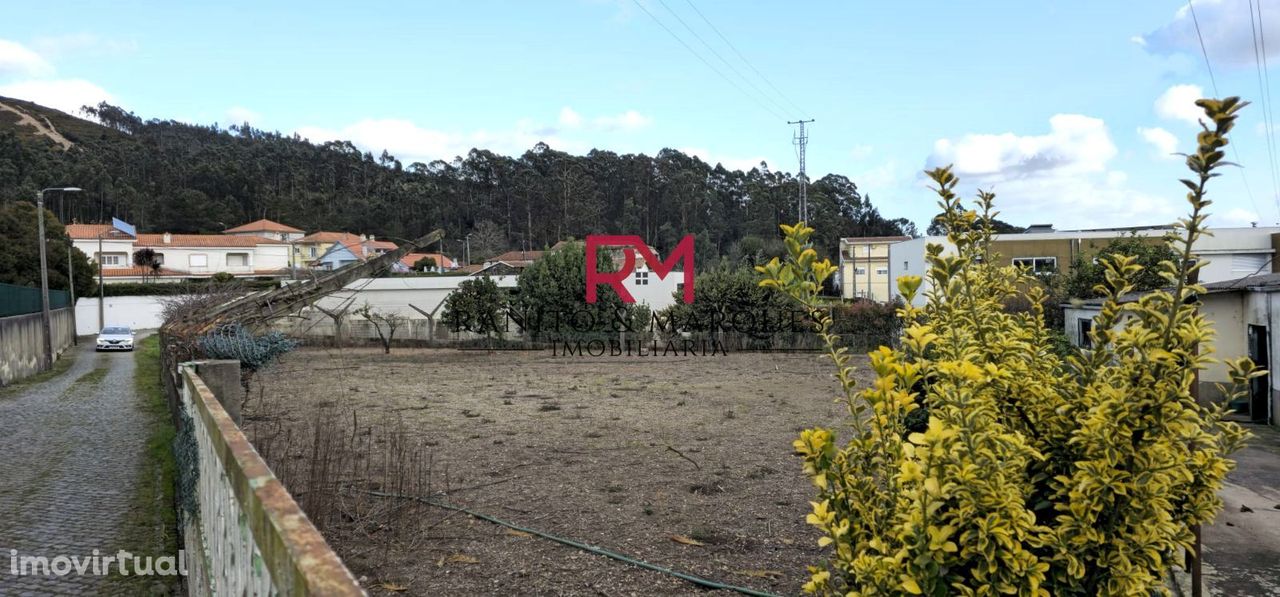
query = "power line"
xmin=1188 ymin=0 xmax=1272 ymax=223
xmin=679 ymin=0 xmax=808 ymax=116
xmin=1254 ymin=0 xmax=1280 ymax=221
xmin=1188 ymin=0 xmax=1220 ymax=93
xmin=654 ymin=0 xmax=795 ymax=118
xmin=629 ymin=0 xmax=788 ymax=120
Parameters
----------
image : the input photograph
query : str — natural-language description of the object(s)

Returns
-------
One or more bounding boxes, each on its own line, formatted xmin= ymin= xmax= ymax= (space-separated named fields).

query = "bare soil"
xmin=246 ymin=346 xmax=870 ymax=596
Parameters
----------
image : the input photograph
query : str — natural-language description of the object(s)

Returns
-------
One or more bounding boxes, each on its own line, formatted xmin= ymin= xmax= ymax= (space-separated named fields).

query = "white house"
xmin=67 ymin=224 xmax=292 ymax=283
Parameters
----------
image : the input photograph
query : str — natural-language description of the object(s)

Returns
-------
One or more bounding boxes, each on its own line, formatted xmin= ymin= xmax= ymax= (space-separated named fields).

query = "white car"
xmin=96 ymin=326 xmax=135 ymax=351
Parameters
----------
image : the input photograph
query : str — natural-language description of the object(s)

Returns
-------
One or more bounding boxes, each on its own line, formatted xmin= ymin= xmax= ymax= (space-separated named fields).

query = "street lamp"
xmin=36 ymin=186 xmax=82 ymax=370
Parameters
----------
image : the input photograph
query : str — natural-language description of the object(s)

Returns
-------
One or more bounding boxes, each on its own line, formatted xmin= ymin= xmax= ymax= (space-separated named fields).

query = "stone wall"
xmin=0 ymin=308 xmax=75 ymax=386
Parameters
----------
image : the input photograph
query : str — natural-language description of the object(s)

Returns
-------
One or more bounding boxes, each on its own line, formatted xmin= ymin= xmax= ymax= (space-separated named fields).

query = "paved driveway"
xmin=1200 ymin=422 xmax=1280 ymax=596
xmin=0 ymin=339 xmax=152 ymax=596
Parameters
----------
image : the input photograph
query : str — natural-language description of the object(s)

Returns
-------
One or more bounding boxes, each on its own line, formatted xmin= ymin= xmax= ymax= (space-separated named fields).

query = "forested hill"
xmin=0 ymin=98 xmax=917 ymax=262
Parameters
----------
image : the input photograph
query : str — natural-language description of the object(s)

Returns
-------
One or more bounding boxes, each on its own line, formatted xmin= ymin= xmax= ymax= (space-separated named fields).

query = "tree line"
xmin=0 ymin=100 xmax=916 ymax=266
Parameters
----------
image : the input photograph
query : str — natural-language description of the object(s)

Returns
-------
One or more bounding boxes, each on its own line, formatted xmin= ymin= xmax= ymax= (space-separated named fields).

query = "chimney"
xmin=163 ymin=232 xmax=172 ymax=244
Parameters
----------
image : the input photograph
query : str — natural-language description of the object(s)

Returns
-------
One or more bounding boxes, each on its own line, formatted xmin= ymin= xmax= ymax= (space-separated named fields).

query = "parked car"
xmin=96 ymin=326 xmax=135 ymax=352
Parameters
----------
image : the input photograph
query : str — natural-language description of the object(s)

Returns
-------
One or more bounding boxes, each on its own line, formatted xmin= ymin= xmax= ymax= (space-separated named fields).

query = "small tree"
xmin=441 ymin=277 xmax=507 ymax=342
xmin=1063 ymin=235 xmax=1183 ymax=299
xmin=355 ymin=303 xmax=407 ymax=354
xmin=133 ymin=248 xmax=163 ymax=281
xmin=760 ymin=97 xmax=1259 ymax=595
xmin=412 ymin=255 xmax=438 ymax=272
xmin=511 ymin=243 xmax=631 ymax=341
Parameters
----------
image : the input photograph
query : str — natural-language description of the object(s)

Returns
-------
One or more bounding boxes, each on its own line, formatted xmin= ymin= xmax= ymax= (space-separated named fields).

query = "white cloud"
xmin=1130 ymin=35 xmax=1147 ymax=47
xmin=1155 ymin=84 xmax=1206 ymax=126
xmin=678 ymin=147 xmax=768 ymax=172
xmin=30 ymin=34 xmax=136 ymax=60
xmin=592 ymin=109 xmax=650 ymax=131
xmin=1140 ymin=0 xmax=1280 ymax=66
xmin=226 ymin=106 xmax=261 ymax=125
xmin=928 ymin=114 xmax=1115 ymax=178
xmin=558 ymin=106 xmax=582 ymax=128
xmin=0 ymin=79 xmax=114 ymax=117
xmin=1138 ymin=126 xmax=1180 ymax=158
xmin=0 ymin=39 xmax=53 ymax=77
xmin=926 ymin=115 xmax=1180 ymax=229
xmin=850 ymin=144 xmax=874 ymax=160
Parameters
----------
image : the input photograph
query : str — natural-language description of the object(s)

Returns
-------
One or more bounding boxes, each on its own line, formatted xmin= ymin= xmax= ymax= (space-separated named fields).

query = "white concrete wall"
xmin=309 ymin=276 xmax=521 ymax=319
xmin=888 ymin=236 xmax=952 ymax=306
xmin=75 ymin=296 xmax=168 ymax=335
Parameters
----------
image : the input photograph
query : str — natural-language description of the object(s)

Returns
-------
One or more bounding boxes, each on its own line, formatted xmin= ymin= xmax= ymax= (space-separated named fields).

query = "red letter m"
xmin=586 ymin=235 xmax=695 ymax=304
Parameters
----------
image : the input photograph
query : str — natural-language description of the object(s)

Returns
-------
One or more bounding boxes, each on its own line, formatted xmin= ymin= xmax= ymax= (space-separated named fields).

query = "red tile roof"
xmin=66 ymin=224 xmax=133 ymax=239
xmin=135 ymin=234 xmax=280 ymax=248
xmin=364 ymin=239 xmax=398 ymax=251
xmin=100 ymin=266 xmax=184 ymax=277
xmin=487 ymin=250 xmax=544 ymax=264
xmin=399 ymin=252 xmax=456 ymax=269
xmin=297 ymin=231 xmax=363 ymax=244
xmin=225 ymin=218 xmax=303 ymax=234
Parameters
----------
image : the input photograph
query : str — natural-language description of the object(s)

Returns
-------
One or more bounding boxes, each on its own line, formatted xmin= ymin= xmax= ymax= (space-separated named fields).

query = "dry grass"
xmin=245 ymin=346 xmax=870 ymax=596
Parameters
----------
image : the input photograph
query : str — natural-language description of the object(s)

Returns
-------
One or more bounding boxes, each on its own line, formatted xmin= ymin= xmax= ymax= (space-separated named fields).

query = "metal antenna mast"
xmin=789 ymin=119 xmax=814 ymax=222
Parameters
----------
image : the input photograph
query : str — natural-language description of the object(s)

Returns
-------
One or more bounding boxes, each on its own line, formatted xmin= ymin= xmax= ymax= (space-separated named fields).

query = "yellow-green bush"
xmin=759 ymin=97 xmax=1260 ymax=596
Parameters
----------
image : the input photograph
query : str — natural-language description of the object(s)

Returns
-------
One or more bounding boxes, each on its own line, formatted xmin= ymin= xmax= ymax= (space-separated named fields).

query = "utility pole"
xmin=789 ymin=119 xmax=814 ymax=223
xmin=35 ymin=187 xmax=81 ymax=370
xmin=68 ymin=245 xmax=77 ymax=346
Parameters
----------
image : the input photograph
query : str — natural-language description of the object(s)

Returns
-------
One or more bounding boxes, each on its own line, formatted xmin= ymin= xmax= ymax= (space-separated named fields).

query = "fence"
xmin=172 ymin=358 xmax=364 ymax=596
xmin=0 ymin=308 xmax=75 ymax=386
xmin=0 ymin=281 xmax=70 ymax=318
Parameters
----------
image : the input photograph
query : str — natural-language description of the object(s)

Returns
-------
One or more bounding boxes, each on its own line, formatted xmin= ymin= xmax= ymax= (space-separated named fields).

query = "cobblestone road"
xmin=0 ymin=340 xmax=153 ymax=596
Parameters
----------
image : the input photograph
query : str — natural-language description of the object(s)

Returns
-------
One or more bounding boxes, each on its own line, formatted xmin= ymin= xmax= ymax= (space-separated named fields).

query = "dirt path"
xmin=0 ymin=100 xmax=74 ymax=150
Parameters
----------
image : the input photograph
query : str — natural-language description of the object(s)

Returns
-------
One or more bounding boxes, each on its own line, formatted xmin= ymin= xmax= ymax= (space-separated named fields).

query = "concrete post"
xmin=194 ymin=360 xmax=244 ymax=425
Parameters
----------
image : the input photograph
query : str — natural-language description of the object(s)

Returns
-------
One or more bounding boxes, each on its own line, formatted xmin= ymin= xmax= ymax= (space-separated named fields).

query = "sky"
xmin=2 ymin=0 xmax=1280 ymax=232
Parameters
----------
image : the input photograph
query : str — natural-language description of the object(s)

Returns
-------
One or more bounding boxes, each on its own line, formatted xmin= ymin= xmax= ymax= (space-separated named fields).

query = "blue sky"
xmin=2 ymin=0 xmax=1279 ymax=231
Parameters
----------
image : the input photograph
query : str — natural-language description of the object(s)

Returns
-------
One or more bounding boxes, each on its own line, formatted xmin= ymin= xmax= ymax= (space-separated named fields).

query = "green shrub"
xmin=760 ymin=97 xmax=1259 ymax=595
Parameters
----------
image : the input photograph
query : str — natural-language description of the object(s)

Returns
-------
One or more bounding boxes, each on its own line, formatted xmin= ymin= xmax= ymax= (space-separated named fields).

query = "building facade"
xmin=838 ymin=236 xmax=910 ymax=301
xmin=889 ymin=226 xmax=1280 ymax=305
xmin=67 ymin=224 xmax=291 ymax=283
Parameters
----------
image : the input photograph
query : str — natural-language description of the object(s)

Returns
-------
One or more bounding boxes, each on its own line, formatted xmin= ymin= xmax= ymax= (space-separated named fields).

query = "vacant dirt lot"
xmin=245 ymin=346 xmax=867 ymax=596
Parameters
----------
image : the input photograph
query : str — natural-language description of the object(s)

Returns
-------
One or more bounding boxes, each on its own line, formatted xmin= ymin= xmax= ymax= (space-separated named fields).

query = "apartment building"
xmin=888 ymin=225 xmax=1280 ymax=305
xmin=838 ymin=236 xmax=911 ymax=301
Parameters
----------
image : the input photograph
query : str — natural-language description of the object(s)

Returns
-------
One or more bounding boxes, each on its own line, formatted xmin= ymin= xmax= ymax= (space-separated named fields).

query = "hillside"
xmin=0 ymin=98 xmax=915 ymax=262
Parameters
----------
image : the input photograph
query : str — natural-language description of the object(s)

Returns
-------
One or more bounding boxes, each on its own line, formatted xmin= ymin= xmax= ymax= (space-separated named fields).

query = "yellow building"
xmin=292 ymin=231 xmax=364 ymax=267
xmin=839 ymin=236 xmax=910 ymax=301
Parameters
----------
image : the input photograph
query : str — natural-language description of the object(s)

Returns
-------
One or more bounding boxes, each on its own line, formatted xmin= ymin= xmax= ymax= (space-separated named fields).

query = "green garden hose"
xmin=360 ymin=489 xmax=783 ymax=597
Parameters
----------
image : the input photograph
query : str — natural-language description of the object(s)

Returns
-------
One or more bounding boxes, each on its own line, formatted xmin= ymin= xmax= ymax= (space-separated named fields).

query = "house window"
xmin=855 ymin=267 xmax=867 ymax=275
xmin=1078 ymin=318 xmax=1094 ymax=348
xmin=189 ymin=254 xmax=208 ymax=268
xmin=96 ymin=253 xmax=127 ymax=267
xmin=875 ymin=267 xmax=889 ymax=275
xmin=153 ymin=253 xmax=165 ymax=265
xmin=635 ymin=270 xmax=649 ymax=285
xmin=227 ymin=253 xmax=249 ymax=267
xmin=309 ymin=246 xmax=317 ymax=258
xmin=1012 ymin=256 xmax=1057 ymax=274
xmin=903 ymin=260 xmax=908 ymax=270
